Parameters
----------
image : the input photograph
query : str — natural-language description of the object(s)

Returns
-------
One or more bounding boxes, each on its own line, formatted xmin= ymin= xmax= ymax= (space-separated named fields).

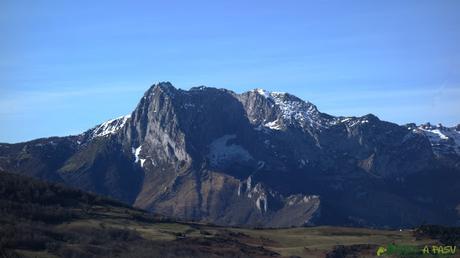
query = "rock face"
xmin=1 ymin=82 xmax=459 ymax=228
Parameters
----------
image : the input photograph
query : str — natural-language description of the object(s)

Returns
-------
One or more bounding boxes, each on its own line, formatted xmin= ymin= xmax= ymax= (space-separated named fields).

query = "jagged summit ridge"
xmin=87 ymin=83 xmax=460 ymax=158
xmin=251 ymin=88 xmax=325 ymax=128
xmin=5 ymin=82 xmax=456 ymax=228
xmin=409 ymin=123 xmax=460 ymax=155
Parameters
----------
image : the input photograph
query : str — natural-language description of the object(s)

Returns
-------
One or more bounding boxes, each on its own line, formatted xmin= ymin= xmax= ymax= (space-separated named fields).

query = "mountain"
xmin=1 ymin=82 xmax=459 ymax=228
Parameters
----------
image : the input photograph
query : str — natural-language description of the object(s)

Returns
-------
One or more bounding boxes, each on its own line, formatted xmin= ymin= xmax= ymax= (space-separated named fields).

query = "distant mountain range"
xmin=1 ymin=82 xmax=459 ymax=228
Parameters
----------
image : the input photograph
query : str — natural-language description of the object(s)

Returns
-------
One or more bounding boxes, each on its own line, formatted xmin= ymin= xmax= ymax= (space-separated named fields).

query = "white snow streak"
xmin=91 ymin=114 xmax=130 ymax=138
xmin=132 ymin=145 xmax=146 ymax=167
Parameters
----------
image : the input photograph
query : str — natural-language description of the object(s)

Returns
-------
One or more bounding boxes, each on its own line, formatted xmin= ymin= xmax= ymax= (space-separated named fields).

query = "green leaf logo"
xmin=377 ymin=246 xmax=387 ymax=256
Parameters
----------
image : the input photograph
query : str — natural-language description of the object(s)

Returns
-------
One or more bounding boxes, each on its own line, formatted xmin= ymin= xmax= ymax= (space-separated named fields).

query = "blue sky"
xmin=1 ymin=0 xmax=459 ymax=143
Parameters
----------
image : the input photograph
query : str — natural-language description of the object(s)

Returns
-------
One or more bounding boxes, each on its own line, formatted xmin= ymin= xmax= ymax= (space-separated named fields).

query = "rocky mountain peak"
xmin=151 ymin=81 xmax=175 ymax=91
xmin=5 ymin=82 xmax=457 ymax=228
xmin=139 ymin=82 xmax=179 ymax=104
xmin=412 ymin=123 xmax=460 ymax=155
xmin=245 ymin=88 xmax=330 ymax=131
xmin=251 ymin=88 xmax=315 ymax=108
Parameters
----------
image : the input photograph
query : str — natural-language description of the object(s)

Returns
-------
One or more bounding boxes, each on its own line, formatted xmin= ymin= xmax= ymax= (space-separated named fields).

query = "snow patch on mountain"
xmin=252 ymin=89 xmax=337 ymax=129
xmin=132 ymin=145 xmax=146 ymax=167
xmin=264 ymin=120 xmax=283 ymax=130
xmin=420 ymin=128 xmax=449 ymax=140
xmin=270 ymin=92 xmax=320 ymax=125
xmin=254 ymin=88 xmax=270 ymax=98
xmin=344 ymin=117 xmax=370 ymax=127
xmin=91 ymin=115 xmax=130 ymax=138
xmin=414 ymin=123 xmax=460 ymax=155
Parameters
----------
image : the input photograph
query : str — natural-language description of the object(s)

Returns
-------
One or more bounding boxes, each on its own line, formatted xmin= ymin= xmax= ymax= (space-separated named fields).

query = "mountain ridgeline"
xmin=1 ymin=82 xmax=459 ymax=228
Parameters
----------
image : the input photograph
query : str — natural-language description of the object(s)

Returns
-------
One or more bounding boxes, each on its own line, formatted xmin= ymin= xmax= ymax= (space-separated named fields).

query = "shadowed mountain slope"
xmin=1 ymin=82 xmax=459 ymax=228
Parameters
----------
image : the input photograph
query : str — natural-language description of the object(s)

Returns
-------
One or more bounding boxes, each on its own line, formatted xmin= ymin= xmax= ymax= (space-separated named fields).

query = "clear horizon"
xmin=1 ymin=1 xmax=459 ymax=143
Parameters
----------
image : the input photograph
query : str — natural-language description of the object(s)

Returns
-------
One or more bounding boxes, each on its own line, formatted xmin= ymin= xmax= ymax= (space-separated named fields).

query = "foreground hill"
xmin=2 ymin=171 xmax=458 ymax=258
xmin=1 ymin=82 xmax=459 ymax=228
xmin=0 ymin=171 xmax=277 ymax=257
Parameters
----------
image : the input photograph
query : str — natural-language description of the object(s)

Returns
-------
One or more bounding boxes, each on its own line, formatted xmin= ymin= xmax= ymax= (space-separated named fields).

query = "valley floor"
xmin=3 ymin=204 xmax=452 ymax=258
